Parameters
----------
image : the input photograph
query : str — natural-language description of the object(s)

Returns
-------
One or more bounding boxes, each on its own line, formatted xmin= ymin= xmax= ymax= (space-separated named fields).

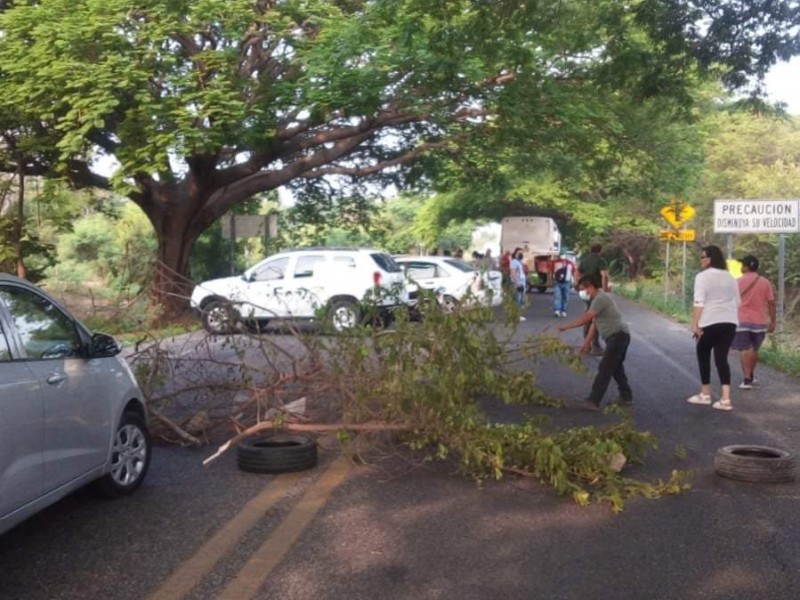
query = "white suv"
xmin=190 ymin=248 xmax=408 ymax=333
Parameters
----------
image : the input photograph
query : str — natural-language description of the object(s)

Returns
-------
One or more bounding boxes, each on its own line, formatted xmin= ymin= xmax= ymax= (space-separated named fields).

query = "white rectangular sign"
xmin=713 ymin=199 xmax=800 ymax=233
xmin=221 ymin=214 xmax=278 ymax=239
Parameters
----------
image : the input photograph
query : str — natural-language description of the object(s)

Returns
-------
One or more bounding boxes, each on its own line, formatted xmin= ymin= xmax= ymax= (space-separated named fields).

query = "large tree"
xmin=0 ymin=0 xmax=797 ymax=314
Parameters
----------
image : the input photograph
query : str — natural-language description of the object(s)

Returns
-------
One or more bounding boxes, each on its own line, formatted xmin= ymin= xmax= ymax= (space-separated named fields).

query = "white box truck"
xmin=500 ymin=217 xmax=561 ymax=291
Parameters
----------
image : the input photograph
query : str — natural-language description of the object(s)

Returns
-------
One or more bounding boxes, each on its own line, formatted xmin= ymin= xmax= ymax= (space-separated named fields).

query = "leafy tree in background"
xmin=50 ymin=202 xmax=157 ymax=294
xmin=688 ymin=111 xmax=800 ymax=313
xmin=1 ymin=0 xmax=798 ymax=315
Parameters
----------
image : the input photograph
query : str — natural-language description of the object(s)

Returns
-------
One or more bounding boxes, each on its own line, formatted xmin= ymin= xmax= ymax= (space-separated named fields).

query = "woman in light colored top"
xmin=687 ymin=245 xmax=740 ymax=411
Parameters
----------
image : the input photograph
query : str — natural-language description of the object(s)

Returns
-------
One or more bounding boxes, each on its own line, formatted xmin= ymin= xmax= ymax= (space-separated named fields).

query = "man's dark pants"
xmin=587 ymin=331 xmax=632 ymax=406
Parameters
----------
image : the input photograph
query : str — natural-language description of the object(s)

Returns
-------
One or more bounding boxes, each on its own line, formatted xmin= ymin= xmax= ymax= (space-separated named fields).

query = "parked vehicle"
xmin=395 ymin=255 xmax=503 ymax=312
xmin=190 ymin=247 xmax=409 ymax=334
xmin=0 ymin=274 xmax=150 ymax=536
xmin=500 ymin=216 xmax=561 ymax=292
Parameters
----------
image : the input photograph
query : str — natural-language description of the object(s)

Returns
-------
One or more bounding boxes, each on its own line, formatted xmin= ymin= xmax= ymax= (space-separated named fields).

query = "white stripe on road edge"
xmin=217 ymin=455 xmax=352 ymax=600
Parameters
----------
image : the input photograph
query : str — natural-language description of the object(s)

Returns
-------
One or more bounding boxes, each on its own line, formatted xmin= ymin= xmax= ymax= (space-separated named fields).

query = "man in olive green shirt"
xmin=575 ymin=244 xmax=609 ymax=354
xmin=557 ymin=273 xmax=632 ymax=411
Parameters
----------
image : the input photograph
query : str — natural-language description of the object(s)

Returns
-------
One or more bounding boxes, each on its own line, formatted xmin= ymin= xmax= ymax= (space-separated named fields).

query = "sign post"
xmin=659 ymin=197 xmax=696 ymax=308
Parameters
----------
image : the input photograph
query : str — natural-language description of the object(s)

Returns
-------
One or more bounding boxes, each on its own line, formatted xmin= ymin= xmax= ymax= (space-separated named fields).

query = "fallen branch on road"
xmin=202 ymin=420 xmax=411 ymax=466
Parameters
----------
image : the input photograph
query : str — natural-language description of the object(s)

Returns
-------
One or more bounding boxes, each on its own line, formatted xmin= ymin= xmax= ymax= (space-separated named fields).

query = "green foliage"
xmin=49 ymin=202 xmax=156 ymax=293
xmin=0 ymin=214 xmax=56 ymax=281
xmin=324 ymin=292 xmax=689 ymax=511
xmin=2 ymin=0 xmax=797 ymax=307
xmin=616 ymin=279 xmax=692 ymax=322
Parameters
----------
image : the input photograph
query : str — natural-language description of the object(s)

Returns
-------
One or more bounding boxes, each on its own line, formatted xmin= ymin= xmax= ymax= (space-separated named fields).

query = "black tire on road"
xmin=94 ymin=411 xmax=152 ymax=498
xmin=713 ymin=445 xmax=796 ymax=483
xmin=237 ymin=433 xmax=318 ymax=474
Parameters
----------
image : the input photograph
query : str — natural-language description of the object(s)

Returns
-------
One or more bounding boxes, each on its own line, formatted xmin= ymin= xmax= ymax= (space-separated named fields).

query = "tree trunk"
xmin=145 ymin=192 xmax=209 ymax=323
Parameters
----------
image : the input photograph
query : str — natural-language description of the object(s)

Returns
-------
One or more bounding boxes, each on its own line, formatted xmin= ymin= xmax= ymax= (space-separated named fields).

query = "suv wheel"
xmin=94 ymin=411 xmax=151 ymax=498
xmin=202 ymin=299 xmax=240 ymax=334
xmin=328 ymin=299 xmax=361 ymax=332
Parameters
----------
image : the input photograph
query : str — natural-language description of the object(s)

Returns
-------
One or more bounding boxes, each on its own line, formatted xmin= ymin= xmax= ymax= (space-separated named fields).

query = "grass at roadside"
xmin=616 ymin=279 xmax=800 ymax=378
xmin=45 ymin=278 xmax=200 ymax=342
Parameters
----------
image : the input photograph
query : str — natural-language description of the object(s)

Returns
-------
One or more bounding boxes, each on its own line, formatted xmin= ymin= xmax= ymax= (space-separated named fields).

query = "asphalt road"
xmin=2 ymin=291 xmax=799 ymax=600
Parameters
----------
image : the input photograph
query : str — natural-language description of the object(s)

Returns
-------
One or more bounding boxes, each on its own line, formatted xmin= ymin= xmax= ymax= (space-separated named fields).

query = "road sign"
xmin=659 ymin=229 xmax=695 ymax=242
xmin=713 ymin=199 xmax=800 ymax=233
xmin=221 ymin=214 xmax=279 ymax=239
xmin=660 ymin=199 xmax=696 ymax=229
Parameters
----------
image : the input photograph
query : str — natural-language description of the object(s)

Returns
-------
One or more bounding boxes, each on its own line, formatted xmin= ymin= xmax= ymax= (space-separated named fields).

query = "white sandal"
xmin=686 ymin=393 xmax=712 ymax=405
xmin=712 ymin=399 xmax=733 ymax=411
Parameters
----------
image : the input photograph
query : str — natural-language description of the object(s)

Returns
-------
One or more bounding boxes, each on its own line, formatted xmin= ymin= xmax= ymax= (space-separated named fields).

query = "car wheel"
xmin=202 ymin=299 xmax=240 ymax=334
xmin=327 ymin=299 xmax=361 ymax=332
xmin=713 ymin=445 xmax=796 ymax=483
xmin=237 ymin=433 xmax=318 ymax=474
xmin=94 ymin=412 xmax=152 ymax=498
xmin=441 ymin=295 xmax=459 ymax=313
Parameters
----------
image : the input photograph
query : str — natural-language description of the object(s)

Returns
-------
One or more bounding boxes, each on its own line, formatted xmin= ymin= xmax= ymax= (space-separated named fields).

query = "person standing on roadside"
xmin=551 ymin=253 xmax=575 ymax=317
xmin=687 ymin=245 xmax=740 ymax=411
xmin=557 ymin=273 xmax=632 ymax=411
xmin=575 ymin=244 xmax=609 ymax=354
xmin=731 ymin=254 xmax=776 ymax=389
xmin=510 ymin=248 xmax=527 ymax=317
xmin=500 ymin=249 xmax=512 ymax=285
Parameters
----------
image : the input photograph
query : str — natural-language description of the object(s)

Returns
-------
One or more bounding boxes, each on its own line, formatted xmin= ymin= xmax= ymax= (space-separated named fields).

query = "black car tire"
xmin=713 ymin=445 xmax=796 ymax=483
xmin=201 ymin=299 xmax=241 ymax=335
xmin=326 ymin=299 xmax=361 ymax=333
xmin=237 ymin=433 xmax=318 ymax=474
xmin=94 ymin=411 xmax=152 ymax=498
xmin=441 ymin=295 xmax=459 ymax=313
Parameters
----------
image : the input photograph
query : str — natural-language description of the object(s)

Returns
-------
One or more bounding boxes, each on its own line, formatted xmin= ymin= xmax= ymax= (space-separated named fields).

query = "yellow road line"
xmin=217 ymin=455 xmax=352 ymax=600
xmin=146 ymin=472 xmax=303 ymax=600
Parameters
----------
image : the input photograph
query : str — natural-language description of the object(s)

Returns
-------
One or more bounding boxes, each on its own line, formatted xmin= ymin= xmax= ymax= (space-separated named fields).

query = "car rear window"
xmin=370 ymin=253 xmax=401 ymax=273
xmin=444 ymin=258 xmax=476 ymax=273
xmin=332 ymin=256 xmax=357 ymax=268
xmin=294 ymin=255 xmax=325 ymax=278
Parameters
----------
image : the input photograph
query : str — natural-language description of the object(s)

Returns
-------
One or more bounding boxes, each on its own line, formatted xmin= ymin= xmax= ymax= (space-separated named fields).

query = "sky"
xmin=764 ymin=56 xmax=800 ymax=114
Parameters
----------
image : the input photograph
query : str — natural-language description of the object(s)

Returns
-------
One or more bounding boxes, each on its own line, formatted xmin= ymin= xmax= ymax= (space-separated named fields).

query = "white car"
xmin=190 ymin=247 xmax=409 ymax=333
xmin=395 ymin=256 xmax=503 ymax=312
xmin=1 ymin=274 xmax=150 ymax=536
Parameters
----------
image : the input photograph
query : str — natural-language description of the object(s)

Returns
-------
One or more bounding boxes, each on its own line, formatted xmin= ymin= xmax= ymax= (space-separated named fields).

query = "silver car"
xmin=0 ymin=274 xmax=150 ymax=535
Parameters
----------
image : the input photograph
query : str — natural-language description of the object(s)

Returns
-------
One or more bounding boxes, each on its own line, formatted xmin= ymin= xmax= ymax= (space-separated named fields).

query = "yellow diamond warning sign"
xmin=660 ymin=199 xmax=696 ymax=229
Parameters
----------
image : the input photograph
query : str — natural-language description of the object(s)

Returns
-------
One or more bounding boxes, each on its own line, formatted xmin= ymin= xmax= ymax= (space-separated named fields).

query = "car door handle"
xmin=45 ymin=373 xmax=67 ymax=385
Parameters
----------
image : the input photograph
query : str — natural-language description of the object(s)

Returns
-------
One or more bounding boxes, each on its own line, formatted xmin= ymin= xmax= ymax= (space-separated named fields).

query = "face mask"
xmin=578 ymin=289 xmax=590 ymax=301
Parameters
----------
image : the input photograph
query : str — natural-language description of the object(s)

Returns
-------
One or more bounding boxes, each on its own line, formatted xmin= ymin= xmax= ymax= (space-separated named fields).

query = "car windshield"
xmin=443 ymin=258 xmax=476 ymax=273
xmin=370 ymin=253 xmax=402 ymax=273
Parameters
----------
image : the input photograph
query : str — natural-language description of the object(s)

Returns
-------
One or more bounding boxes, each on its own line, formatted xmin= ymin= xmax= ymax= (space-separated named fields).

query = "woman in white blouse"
xmin=686 ymin=245 xmax=740 ymax=411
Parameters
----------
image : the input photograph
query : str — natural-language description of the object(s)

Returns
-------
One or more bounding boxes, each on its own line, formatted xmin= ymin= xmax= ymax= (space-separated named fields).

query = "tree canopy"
xmin=1 ymin=0 xmax=798 ymax=312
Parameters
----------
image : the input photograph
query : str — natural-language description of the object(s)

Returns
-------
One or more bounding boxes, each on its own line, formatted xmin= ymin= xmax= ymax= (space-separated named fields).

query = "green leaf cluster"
xmin=324 ymin=292 xmax=689 ymax=511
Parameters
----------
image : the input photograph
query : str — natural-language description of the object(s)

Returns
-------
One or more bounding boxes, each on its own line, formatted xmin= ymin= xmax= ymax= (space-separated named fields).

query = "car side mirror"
xmin=90 ymin=332 xmax=121 ymax=358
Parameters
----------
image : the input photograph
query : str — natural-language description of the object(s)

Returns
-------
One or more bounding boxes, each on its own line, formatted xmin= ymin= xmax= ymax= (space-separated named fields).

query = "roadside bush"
xmin=49 ymin=203 xmax=155 ymax=294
